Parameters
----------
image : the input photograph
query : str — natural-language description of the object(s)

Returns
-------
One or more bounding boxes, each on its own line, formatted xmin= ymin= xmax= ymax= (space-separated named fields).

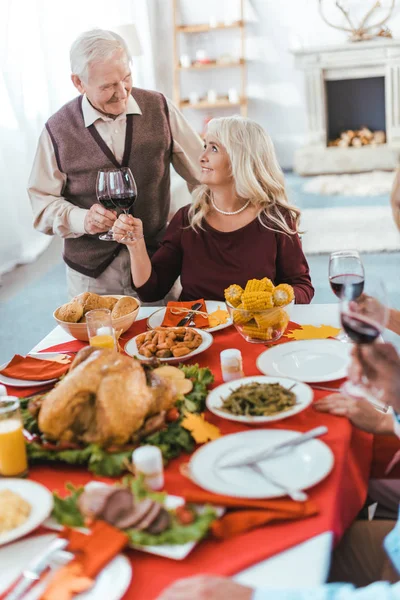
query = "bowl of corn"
xmin=225 ymin=279 xmax=294 ymax=344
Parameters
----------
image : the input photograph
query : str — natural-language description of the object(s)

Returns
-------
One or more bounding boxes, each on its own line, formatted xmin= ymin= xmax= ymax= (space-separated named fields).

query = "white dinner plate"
xmin=0 ymin=353 xmax=64 ymax=388
xmin=256 ymin=339 xmax=352 ymax=383
xmin=189 ymin=429 xmax=334 ymax=499
xmin=44 ymin=482 xmax=224 ymax=561
xmin=0 ymin=534 xmax=132 ymax=599
xmin=124 ymin=327 xmax=213 ymax=364
xmin=147 ymin=300 xmax=233 ymax=333
xmin=206 ymin=376 xmax=313 ymax=424
xmin=0 ymin=479 xmax=54 ymax=546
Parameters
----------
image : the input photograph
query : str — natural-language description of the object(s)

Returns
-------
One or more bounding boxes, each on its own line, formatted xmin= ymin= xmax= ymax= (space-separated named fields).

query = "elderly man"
xmin=28 ymin=28 xmax=203 ymax=299
xmin=156 ymin=343 xmax=400 ymax=600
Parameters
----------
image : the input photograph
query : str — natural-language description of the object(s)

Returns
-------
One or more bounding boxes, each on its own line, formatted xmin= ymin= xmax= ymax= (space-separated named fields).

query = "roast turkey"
xmin=38 ymin=347 xmax=177 ymax=446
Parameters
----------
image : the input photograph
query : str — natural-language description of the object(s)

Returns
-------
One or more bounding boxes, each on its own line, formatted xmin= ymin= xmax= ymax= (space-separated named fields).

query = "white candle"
xmin=132 ymin=445 xmax=164 ymax=490
xmin=228 ymin=88 xmax=239 ymax=104
xmin=207 ymin=89 xmax=217 ymax=103
xmin=220 ymin=348 xmax=244 ymax=382
xmin=180 ymin=54 xmax=191 ymax=68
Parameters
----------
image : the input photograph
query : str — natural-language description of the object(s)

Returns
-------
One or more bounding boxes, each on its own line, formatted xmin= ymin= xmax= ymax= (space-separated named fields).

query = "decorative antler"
xmin=318 ymin=0 xmax=395 ymax=42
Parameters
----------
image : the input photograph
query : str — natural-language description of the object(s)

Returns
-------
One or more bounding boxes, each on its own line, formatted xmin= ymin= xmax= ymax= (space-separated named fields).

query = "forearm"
xmin=127 ymin=239 xmax=152 ymax=288
xmin=388 ymin=309 xmax=400 ymax=336
xmin=30 ymin=191 xmax=87 ymax=238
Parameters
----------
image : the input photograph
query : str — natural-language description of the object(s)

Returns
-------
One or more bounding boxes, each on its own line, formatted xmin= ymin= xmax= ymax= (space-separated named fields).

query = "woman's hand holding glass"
xmin=112 ymin=214 xmax=144 ymax=245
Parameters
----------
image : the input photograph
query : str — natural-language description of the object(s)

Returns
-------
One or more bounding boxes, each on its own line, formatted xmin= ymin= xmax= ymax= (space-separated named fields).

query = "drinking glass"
xmin=96 ymin=167 xmax=138 ymax=242
xmin=0 ymin=397 xmax=28 ymax=477
xmin=339 ymin=276 xmax=389 ymax=412
xmin=329 ymin=250 xmax=365 ymax=300
xmin=86 ymin=308 xmax=117 ymax=350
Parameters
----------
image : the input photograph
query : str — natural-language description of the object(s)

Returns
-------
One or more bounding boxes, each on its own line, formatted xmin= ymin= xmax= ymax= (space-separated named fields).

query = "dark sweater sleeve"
xmin=135 ymin=208 xmax=185 ymax=302
xmin=275 ymin=228 xmax=314 ymax=304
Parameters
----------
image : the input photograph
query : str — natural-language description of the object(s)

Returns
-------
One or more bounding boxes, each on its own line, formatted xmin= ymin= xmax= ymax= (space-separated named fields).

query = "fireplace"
xmin=292 ymin=39 xmax=400 ymax=175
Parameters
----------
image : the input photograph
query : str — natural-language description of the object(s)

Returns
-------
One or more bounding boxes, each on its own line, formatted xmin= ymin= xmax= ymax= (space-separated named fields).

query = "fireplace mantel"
xmin=292 ymin=39 xmax=400 ymax=175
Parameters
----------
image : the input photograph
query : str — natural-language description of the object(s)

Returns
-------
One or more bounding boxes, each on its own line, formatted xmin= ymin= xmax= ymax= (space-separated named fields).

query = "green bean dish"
xmin=221 ymin=382 xmax=296 ymax=417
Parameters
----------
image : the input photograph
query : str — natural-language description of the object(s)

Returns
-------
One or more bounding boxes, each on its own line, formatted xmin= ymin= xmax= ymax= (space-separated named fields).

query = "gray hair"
xmin=70 ymin=28 xmax=131 ymax=82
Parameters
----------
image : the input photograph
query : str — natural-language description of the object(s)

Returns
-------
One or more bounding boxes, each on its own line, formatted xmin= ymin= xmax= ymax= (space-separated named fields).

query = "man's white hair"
xmin=70 ymin=28 xmax=131 ymax=82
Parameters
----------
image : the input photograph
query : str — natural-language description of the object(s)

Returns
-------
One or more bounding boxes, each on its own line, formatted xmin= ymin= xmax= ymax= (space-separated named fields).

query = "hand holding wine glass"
xmin=112 ymin=214 xmax=145 ymax=246
xmin=96 ymin=167 xmax=137 ymax=242
xmin=340 ymin=275 xmax=389 ymax=412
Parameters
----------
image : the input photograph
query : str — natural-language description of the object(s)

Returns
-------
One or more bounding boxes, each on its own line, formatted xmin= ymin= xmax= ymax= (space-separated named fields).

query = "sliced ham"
xmin=78 ymin=487 xmax=117 ymax=518
xmin=100 ymin=488 xmax=134 ymax=524
xmin=114 ymin=498 xmax=155 ymax=530
xmin=146 ymin=508 xmax=171 ymax=534
xmin=134 ymin=502 xmax=162 ymax=531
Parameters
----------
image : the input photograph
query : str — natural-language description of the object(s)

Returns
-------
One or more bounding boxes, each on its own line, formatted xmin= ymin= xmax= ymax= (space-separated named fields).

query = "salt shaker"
xmin=220 ymin=349 xmax=244 ymax=382
xmin=132 ymin=445 xmax=164 ymax=490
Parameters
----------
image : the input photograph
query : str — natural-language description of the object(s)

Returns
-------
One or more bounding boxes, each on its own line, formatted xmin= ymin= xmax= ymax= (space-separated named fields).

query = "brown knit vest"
xmin=46 ymin=88 xmax=172 ymax=278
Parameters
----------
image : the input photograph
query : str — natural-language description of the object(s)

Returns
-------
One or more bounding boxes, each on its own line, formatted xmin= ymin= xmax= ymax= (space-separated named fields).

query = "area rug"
xmin=303 ymin=170 xmax=396 ymax=196
xmin=301 ymin=206 xmax=400 ymax=254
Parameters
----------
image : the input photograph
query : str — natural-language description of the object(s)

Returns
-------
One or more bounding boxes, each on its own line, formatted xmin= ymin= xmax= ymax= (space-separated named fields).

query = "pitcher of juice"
xmin=86 ymin=308 xmax=117 ymax=350
xmin=0 ymin=397 xmax=28 ymax=477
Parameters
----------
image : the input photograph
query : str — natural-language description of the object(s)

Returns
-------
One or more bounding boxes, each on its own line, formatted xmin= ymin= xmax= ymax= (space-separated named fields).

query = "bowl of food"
xmin=53 ymin=292 xmax=140 ymax=341
xmin=225 ymin=279 xmax=294 ymax=344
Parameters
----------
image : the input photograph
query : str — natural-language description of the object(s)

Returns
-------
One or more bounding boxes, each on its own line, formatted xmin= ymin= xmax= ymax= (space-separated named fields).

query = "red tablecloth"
xmin=11 ymin=320 xmax=373 ymax=600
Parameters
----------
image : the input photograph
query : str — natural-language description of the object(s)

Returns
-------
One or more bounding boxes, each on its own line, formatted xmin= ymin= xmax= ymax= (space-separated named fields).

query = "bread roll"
xmin=55 ymin=301 xmax=83 ymax=323
xmin=111 ymin=297 xmax=138 ymax=319
xmin=101 ymin=296 xmax=119 ymax=311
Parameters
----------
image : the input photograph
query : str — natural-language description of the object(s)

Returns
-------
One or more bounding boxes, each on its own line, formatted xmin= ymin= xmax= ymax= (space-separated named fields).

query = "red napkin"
xmin=161 ymin=299 xmax=209 ymax=328
xmin=0 ymin=355 xmax=70 ymax=381
xmin=41 ymin=522 xmax=129 ymax=600
xmin=182 ymin=488 xmax=318 ymax=539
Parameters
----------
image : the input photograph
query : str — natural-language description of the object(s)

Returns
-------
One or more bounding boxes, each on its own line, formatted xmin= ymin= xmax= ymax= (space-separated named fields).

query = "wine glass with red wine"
xmin=329 ymin=250 xmax=365 ymax=300
xmin=339 ymin=276 xmax=389 ymax=412
xmin=96 ymin=167 xmax=137 ymax=242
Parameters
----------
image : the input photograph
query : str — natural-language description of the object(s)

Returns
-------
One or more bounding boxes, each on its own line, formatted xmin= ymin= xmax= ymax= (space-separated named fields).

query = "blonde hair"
xmin=188 ymin=116 xmax=300 ymax=235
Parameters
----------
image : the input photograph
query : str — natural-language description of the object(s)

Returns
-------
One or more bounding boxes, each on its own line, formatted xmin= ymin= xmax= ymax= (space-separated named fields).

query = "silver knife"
xmin=176 ymin=302 xmax=203 ymax=327
xmin=218 ymin=426 xmax=328 ymax=469
xmin=5 ymin=538 xmax=69 ymax=600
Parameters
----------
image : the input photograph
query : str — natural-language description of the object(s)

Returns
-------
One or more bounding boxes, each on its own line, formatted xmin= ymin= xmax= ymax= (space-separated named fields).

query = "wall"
xmin=153 ymin=0 xmax=400 ymax=168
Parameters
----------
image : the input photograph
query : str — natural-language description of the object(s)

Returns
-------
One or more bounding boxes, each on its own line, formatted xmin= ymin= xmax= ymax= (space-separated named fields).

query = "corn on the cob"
xmin=224 ymin=284 xmax=244 ymax=308
xmin=242 ymin=324 xmax=274 ymax=341
xmin=272 ymin=284 xmax=294 ymax=307
xmin=242 ymin=291 xmax=274 ymax=311
xmin=254 ymin=307 xmax=287 ymax=329
xmin=232 ymin=303 xmax=253 ymax=325
xmin=244 ymin=278 xmax=274 ymax=294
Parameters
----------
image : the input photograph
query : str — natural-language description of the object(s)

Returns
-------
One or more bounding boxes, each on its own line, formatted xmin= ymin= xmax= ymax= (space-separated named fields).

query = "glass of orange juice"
xmin=0 ymin=397 xmax=28 ymax=477
xmin=86 ymin=308 xmax=117 ymax=350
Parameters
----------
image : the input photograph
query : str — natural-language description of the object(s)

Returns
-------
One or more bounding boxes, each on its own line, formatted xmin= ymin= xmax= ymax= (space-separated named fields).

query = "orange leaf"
xmin=286 ymin=324 xmax=341 ymax=340
xmin=181 ymin=412 xmax=221 ymax=444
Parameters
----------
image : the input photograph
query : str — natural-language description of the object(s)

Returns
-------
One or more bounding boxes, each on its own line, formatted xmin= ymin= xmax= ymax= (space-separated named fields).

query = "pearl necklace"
xmin=210 ymin=196 xmax=250 ymax=216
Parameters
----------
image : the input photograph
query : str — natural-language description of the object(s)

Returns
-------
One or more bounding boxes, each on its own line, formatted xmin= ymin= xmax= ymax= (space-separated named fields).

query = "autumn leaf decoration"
xmin=181 ymin=412 xmax=221 ymax=444
xmin=286 ymin=324 xmax=341 ymax=340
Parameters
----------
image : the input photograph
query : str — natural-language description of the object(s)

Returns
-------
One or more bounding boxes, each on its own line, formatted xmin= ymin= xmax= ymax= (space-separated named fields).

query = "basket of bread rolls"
xmin=53 ymin=292 xmax=140 ymax=341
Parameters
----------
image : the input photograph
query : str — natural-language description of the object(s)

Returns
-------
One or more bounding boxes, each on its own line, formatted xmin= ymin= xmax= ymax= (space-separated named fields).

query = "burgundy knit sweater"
xmin=136 ymin=205 xmax=314 ymax=304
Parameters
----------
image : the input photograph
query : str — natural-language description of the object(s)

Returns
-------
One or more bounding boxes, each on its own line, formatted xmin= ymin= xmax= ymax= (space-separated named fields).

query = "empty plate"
xmin=256 ymin=339 xmax=352 ymax=383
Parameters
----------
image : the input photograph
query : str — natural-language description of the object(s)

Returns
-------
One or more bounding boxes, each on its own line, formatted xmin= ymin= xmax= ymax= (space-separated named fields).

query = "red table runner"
xmin=12 ymin=320 xmax=373 ymax=599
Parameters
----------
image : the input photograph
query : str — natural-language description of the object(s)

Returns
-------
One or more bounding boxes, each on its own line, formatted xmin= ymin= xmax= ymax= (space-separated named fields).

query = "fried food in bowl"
xmin=54 ymin=294 xmax=140 ymax=341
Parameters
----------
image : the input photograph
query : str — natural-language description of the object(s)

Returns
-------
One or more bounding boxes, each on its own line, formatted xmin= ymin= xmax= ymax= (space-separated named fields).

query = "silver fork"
xmin=248 ymin=463 xmax=308 ymax=502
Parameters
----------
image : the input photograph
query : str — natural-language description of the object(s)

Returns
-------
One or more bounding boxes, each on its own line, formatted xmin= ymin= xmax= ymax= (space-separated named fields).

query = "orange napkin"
xmin=162 ymin=299 xmax=209 ymax=328
xmin=182 ymin=489 xmax=318 ymax=540
xmin=0 ymin=354 xmax=70 ymax=381
xmin=41 ymin=521 xmax=129 ymax=600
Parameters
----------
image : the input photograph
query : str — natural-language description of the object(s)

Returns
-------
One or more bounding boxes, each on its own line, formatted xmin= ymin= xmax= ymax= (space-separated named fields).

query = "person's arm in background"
xmin=113 ymin=209 xmax=185 ymax=302
xmin=388 ymin=309 xmax=400 ymax=336
xmin=28 ymin=129 xmax=116 ymax=238
xmin=155 ymin=575 xmax=400 ymax=600
xmin=275 ymin=228 xmax=314 ymax=304
xmin=166 ymin=99 xmax=203 ymax=191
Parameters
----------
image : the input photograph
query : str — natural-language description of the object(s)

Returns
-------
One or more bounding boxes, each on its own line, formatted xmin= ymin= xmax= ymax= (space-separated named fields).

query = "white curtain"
xmin=0 ymin=0 xmax=156 ymax=280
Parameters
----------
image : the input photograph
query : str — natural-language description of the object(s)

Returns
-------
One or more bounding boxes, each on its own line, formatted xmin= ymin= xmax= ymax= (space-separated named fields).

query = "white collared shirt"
xmin=28 ymin=93 xmax=203 ymax=238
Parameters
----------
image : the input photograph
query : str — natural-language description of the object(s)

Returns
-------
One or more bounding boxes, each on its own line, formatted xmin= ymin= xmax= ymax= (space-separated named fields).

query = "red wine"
xmin=341 ymin=313 xmax=381 ymax=344
xmin=110 ymin=193 xmax=136 ymax=211
xmin=98 ymin=196 xmax=116 ymax=210
xmin=330 ymin=274 xmax=364 ymax=299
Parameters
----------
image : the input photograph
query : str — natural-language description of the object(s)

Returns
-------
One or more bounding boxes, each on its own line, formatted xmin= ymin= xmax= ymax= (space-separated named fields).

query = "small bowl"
xmin=227 ymin=300 xmax=294 ymax=344
xmin=53 ymin=295 xmax=140 ymax=341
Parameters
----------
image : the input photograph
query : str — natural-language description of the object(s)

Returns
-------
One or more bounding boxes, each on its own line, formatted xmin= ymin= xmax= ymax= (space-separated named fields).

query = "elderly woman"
xmin=113 ymin=116 xmax=314 ymax=303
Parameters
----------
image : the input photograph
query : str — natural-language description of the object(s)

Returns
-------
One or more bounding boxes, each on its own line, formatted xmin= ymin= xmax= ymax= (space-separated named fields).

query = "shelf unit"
xmin=172 ymin=0 xmax=247 ymax=117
